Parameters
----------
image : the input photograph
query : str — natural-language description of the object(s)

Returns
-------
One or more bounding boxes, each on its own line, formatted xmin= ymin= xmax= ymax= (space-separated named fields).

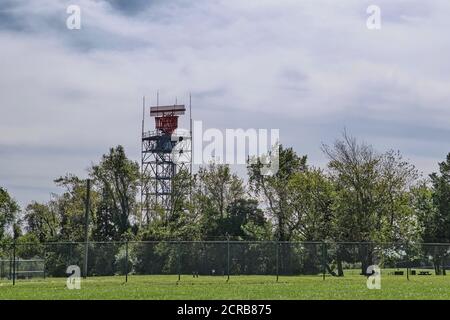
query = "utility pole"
xmin=83 ymin=179 xmax=91 ymax=279
xmin=189 ymin=93 xmax=193 ymax=203
xmin=140 ymin=96 xmax=145 ymax=226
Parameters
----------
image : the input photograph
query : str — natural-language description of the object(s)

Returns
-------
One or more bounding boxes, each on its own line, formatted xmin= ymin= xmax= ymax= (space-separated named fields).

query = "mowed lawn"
xmin=1 ymin=273 xmax=449 ymax=300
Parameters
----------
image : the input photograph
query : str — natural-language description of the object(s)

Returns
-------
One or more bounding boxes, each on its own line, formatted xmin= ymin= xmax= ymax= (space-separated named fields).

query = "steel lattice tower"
xmin=141 ymin=101 xmax=192 ymax=224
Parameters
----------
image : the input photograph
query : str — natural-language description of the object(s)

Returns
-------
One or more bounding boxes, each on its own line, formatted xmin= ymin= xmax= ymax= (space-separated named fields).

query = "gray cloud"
xmin=1 ymin=0 xmax=450 ymax=207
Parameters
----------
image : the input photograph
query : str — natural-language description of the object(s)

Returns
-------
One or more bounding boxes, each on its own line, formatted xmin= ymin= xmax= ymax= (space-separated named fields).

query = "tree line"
xmin=1 ymin=132 xmax=449 ymax=276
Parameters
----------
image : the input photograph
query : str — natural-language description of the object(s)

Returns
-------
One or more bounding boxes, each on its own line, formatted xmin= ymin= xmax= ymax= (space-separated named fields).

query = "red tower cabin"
xmin=150 ymin=105 xmax=186 ymax=135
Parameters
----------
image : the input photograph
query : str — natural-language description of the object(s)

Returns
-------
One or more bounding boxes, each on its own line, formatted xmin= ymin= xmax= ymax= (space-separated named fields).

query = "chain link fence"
xmin=1 ymin=241 xmax=449 ymax=284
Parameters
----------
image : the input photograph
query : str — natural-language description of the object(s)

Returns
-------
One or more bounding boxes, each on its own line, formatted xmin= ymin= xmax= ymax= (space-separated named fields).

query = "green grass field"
xmin=1 ymin=272 xmax=450 ymax=300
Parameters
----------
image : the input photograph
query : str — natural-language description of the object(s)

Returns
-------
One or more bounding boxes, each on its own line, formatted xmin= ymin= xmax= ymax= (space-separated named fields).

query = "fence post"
xmin=125 ymin=241 xmax=129 ymax=283
xmin=12 ymin=241 xmax=16 ymax=285
xmin=276 ymin=241 xmax=279 ymax=282
xmin=227 ymin=236 xmax=230 ymax=282
xmin=83 ymin=179 xmax=91 ymax=279
xmin=43 ymin=243 xmax=47 ymax=280
xmin=83 ymin=242 xmax=89 ymax=279
xmin=322 ymin=242 xmax=326 ymax=280
xmin=177 ymin=241 xmax=181 ymax=282
xmin=406 ymin=242 xmax=409 ymax=281
xmin=17 ymin=258 xmax=20 ymax=281
xmin=9 ymin=249 xmax=12 ymax=280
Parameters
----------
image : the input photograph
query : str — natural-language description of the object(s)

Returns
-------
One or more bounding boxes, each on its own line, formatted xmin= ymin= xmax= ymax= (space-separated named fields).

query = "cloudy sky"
xmin=1 ymin=0 xmax=450 ymax=207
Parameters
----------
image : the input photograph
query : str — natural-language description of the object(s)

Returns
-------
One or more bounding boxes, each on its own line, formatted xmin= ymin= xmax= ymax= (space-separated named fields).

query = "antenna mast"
xmin=140 ymin=96 xmax=145 ymax=225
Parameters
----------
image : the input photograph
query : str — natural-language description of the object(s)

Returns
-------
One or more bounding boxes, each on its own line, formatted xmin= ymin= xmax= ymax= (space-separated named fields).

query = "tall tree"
xmin=90 ymin=145 xmax=140 ymax=240
xmin=429 ymin=153 xmax=450 ymax=243
xmin=91 ymin=187 xmax=118 ymax=241
xmin=426 ymin=153 xmax=450 ymax=274
xmin=225 ymin=199 xmax=269 ymax=240
xmin=169 ymin=168 xmax=193 ymax=224
xmin=193 ymin=163 xmax=245 ymax=239
xmin=248 ymin=145 xmax=307 ymax=241
xmin=24 ymin=201 xmax=60 ymax=242
xmin=287 ymin=168 xmax=334 ymax=241
xmin=322 ymin=133 xmax=381 ymax=244
xmin=0 ymin=187 xmax=20 ymax=241
xmin=53 ymin=174 xmax=94 ymax=242
xmin=377 ymin=150 xmax=419 ymax=242
xmin=411 ymin=182 xmax=435 ymax=243
xmin=322 ymin=132 xmax=419 ymax=275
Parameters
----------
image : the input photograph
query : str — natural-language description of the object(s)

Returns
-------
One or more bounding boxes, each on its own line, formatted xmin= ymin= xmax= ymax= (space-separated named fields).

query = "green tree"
xmin=225 ymin=199 xmax=269 ymax=240
xmin=411 ymin=182 xmax=435 ymax=243
xmin=196 ymin=163 xmax=244 ymax=219
xmin=169 ymin=169 xmax=193 ymax=224
xmin=248 ymin=145 xmax=307 ymax=241
xmin=322 ymin=132 xmax=419 ymax=275
xmin=193 ymin=163 xmax=245 ymax=239
xmin=429 ymin=153 xmax=450 ymax=242
xmin=53 ymin=174 xmax=94 ymax=242
xmin=24 ymin=201 xmax=59 ymax=242
xmin=287 ymin=168 xmax=334 ymax=242
xmin=376 ymin=150 xmax=420 ymax=243
xmin=0 ymin=187 xmax=20 ymax=241
xmin=426 ymin=153 xmax=450 ymax=274
xmin=91 ymin=187 xmax=118 ymax=241
xmin=138 ymin=169 xmax=201 ymax=241
xmin=90 ymin=145 xmax=140 ymax=240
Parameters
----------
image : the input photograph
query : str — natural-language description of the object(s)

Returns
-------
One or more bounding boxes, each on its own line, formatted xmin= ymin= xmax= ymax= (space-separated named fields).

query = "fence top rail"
xmin=0 ymin=259 xmax=45 ymax=262
xmin=2 ymin=241 xmax=450 ymax=246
